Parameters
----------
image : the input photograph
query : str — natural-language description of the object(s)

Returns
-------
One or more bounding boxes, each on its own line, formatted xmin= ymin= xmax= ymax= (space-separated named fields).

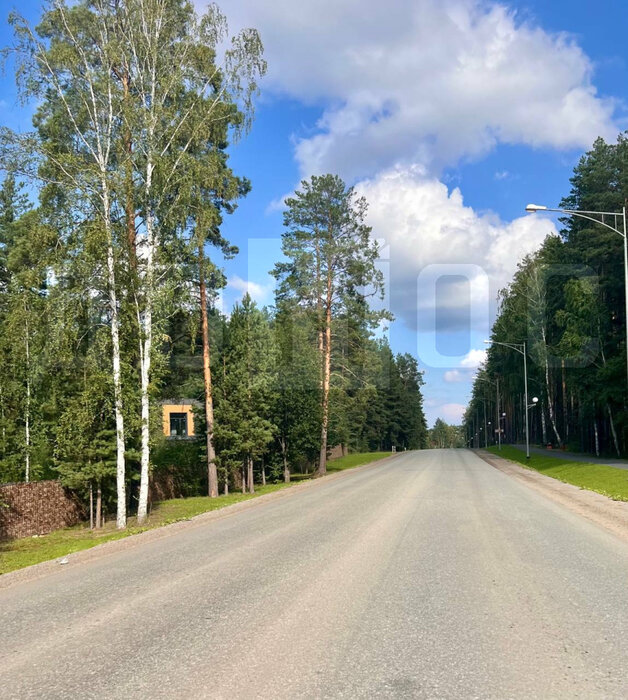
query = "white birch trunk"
xmin=24 ymin=313 xmax=30 ymax=483
xmin=542 ymin=326 xmax=562 ymax=446
xmin=135 ymin=15 xmax=159 ymax=525
xmin=89 ymin=482 xmax=94 ymax=530
xmin=18 ymin=4 xmax=128 ymax=523
xmin=607 ymin=404 xmax=620 ymax=456
xmin=104 ymin=188 xmax=128 ymax=530
xmin=593 ymin=418 xmax=600 ymax=457
xmin=136 ymin=200 xmax=155 ymax=525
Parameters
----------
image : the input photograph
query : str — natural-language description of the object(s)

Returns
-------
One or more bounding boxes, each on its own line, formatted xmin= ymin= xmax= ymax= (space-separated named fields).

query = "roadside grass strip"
xmin=0 ymin=452 xmax=392 ymax=575
xmin=327 ymin=451 xmax=393 ymax=472
xmin=487 ymin=445 xmax=628 ymax=502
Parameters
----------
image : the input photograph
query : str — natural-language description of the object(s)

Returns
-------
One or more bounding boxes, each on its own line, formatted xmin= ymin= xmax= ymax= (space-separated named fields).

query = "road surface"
xmin=2 ymin=449 xmax=628 ymax=699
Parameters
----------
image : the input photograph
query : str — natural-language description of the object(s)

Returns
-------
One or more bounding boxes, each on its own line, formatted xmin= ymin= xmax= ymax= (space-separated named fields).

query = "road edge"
xmin=476 ymin=449 xmax=628 ymax=544
xmin=0 ymin=451 xmax=403 ymax=591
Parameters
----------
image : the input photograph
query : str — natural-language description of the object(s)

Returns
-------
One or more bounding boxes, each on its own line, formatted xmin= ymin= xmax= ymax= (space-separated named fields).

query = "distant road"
xmin=2 ymin=450 xmax=628 ymax=698
xmin=513 ymin=443 xmax=628 ymax=470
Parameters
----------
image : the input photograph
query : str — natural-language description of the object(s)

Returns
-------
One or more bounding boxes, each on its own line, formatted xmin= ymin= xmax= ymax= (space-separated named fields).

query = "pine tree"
xmin=274 ymin=175 xmax=389 ymax=475
xmin=215 ymin=295 xmax=276 ymax=492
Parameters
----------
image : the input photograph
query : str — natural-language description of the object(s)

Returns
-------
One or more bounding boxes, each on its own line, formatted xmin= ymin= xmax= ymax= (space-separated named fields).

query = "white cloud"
xmin=217 ymin=0 xmax=617 ymax=180
xmin=212 ymin=1 xmax=603 ymax=336
xmin=357 ymin=166 xmax=557 ymax=331
xmin=227 ymin=275 xmax=272 ymax=305
xmin=494 ymin=170 xmax=510 ymax=180
xmin=460 ymin=348 xmax=488 ymax=369
xmin=265 ymin=195 xmax=288 ymax=215
xmin=444 ymin=369 xmax=467 ymax=383
xmin=434 ymin=403 xmax=467 ymax=424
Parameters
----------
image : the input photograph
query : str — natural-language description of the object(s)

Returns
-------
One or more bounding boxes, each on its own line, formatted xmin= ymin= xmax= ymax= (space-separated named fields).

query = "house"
xmin=161 ymin=400 xmax=200 ymax=439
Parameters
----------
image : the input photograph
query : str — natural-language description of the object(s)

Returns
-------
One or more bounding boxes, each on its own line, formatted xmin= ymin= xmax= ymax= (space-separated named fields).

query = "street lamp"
xmin=526 ymin=203 xmax=628 ymax=385
xmin=474 ymin=373 xmax=502 ymax=450
xmin=484 ymin=340 xmax=536 ymax=459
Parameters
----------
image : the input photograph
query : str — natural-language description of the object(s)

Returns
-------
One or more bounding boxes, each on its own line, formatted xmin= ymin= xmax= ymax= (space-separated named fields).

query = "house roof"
xmin=160 ymin=399 xmax=202 ymax=408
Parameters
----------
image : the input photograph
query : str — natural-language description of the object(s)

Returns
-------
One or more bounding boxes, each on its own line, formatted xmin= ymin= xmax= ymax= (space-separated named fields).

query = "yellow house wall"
xmin=162 ymin=404 xmax=195 ymax=437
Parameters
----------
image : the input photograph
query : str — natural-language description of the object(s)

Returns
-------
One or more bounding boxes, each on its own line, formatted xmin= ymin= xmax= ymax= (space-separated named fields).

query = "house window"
xmin=169 ymin=412 xmax=188 ymax=437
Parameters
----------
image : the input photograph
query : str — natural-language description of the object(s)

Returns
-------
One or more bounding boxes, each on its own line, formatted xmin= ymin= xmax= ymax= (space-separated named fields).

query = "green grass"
xmin=327 ymin=451 xmax=393 ymax=472
xmin=487 ymin=445 xmax=628 ymax=501
xmin=0 ymin=451 xmax=392 ymax=575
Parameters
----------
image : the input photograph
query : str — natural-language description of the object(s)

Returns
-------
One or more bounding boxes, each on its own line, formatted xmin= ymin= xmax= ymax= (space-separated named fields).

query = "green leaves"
xmin=215 ymin=295 xmax=276 ymax=474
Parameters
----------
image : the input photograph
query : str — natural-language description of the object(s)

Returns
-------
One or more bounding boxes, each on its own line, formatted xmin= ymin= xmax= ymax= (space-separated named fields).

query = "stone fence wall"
xmin=0 ymin=480 xmax=83 ymax=540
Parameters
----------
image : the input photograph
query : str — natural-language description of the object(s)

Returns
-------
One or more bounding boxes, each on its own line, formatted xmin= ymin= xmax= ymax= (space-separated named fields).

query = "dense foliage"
xmin=429 ymin=419 xmax=464 ymax=449
xmin=0 ymin=1 xmax=428 ymax=526
xmin=466 ymin=134 xmax=628 ymax=457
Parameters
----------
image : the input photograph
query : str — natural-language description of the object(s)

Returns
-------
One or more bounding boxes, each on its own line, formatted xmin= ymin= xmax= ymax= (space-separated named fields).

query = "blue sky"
xmin=1 ymin=0 xmax=627 ymax=426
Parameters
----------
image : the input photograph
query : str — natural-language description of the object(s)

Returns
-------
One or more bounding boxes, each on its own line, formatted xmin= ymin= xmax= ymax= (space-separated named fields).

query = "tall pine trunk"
xmin=561 ymin=359 xmax=568 ymax=443
xmin=199 ymin=244 xmax=218 ymax=498
xmin=317 ymin=297 xmax=332 ymax=476
xmin=96 ymin=482 xmax=102 ymax=529
xmin=281 ymin=437 xmax=290 ymax=483
xmin=247 ymin=455 xmax=255 ymax=494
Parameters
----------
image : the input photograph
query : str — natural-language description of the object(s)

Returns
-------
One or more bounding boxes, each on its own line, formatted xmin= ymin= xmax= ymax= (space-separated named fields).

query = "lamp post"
xmin=475 ymin=374 xmax=502 ymax=450
xmin=500 ymin=411 xmax=506 ymax=448
xmin=484 ymin=340 xmax=537 ymax=459
xmin=526 ymin=203 xmax=628 ymax=386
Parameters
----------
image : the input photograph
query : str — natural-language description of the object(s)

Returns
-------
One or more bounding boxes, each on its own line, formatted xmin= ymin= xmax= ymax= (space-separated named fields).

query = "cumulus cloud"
xmin=357 ymin=166 xmax=557 ymax=331
xmin=444 ymin=370 xmax=468 ymax=383
xmin=216 ymin=0 xmax=617 ymax=180
xmin=227 ymin=275 xmax=272 ymax=305
xmin=434 ymin=403 xmax=467 ymax=424
xmin=460 ymin=349 xmax=488 ymax=369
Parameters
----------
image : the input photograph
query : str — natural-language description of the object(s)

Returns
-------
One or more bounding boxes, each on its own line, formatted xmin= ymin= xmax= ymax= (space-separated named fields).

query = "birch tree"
xmin=6 ymin=1 xmax=129 ymax=527
xmin=112 ymin=0 xmax=265 ymax=523
xmin=524 ymin=257 xmax=563 ymax=447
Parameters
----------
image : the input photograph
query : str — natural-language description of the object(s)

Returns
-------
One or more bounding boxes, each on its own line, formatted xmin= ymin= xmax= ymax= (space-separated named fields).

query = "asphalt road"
xmin=2 ymin=449 xmax=628 ymax=699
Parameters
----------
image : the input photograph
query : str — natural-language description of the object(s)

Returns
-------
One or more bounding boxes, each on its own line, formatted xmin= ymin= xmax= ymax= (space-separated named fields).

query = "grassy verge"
xmin=0 ymin=451 xmax=392 ymax=575
xmin=487 ymin=445 xmax=628 ymax=501
xmin=327 ymin=451 xmax=393 ymax=472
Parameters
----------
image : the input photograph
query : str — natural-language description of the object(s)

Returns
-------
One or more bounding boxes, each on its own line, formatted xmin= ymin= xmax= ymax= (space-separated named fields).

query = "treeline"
xmin=429 ymin=419 xmax=464 ymax=449
xmin=466 ymin=134 xmax=628 ymax=456
xmin=0 ymin=1 xmax=428 ymax=527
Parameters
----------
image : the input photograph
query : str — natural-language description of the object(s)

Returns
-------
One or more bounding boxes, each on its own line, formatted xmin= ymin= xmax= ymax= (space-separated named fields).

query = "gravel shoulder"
xmin=477 ymin=448 xmax=628 ymax=544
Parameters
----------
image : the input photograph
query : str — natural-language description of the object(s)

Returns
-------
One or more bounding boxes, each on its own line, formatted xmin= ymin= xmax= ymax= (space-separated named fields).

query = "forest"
xmin=0 ymin=0 xmax=428 ymax=529
xmin=466 ymin=134 xmax=628 ymax=457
